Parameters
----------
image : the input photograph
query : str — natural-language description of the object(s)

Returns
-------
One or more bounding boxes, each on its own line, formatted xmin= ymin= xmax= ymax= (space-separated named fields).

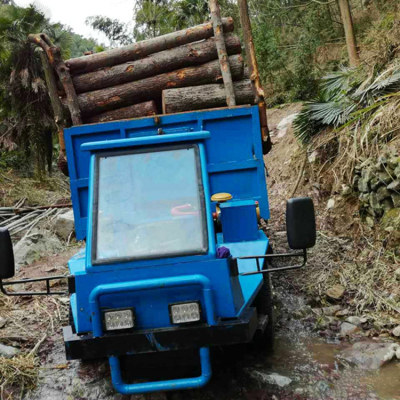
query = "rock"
xmin=341 ymin=185 xmax=352 ymax=196
xmin=392 ymin=194 xmax=400 ymax=208
xmin=392 ymin=326 xmax=400 ymax=337
xmin=340 ymin=322 xmax=360 ymax=336
xmin=369 ymin=192 xmax=380 ymax=210
xmin=345 ymin=316 xmax=363 ymax=326
xmin=377 ymin=155 xmax=388 ymax=167
xmin=370 ymin=177 xmax=382 ymax=191
xmin=53 ymin=210 xmax=75 ymax=239
xmin=14 ymin=230 xmax=63 ymax=271
xmin=378 ymin=171 xmax=392 ymax=185
xmin=246 ymin=370 xmax=292 ymax=387
xmin=376 ymin=186 xmax=391 ymax=202
xmin=322 ymin=305 xmax=342 ymax=316
xmin=0 ymin=343 xmax=20 ymax=358
xmin=327 ymin=285 xmax=345 ymax=300
xmin=388 ymin=180 xmax=400 ymax=191
xmin=381 ymin=198 xmax=394 ymax=211
xmin=0 ymin=316 xmax=6 ymax=329
xmin=394 ymin=165 xmax=400 ymax=178
xmin=395 ymin=268 xmax=400 ymax=281
xmin=359 ymin=192 xmax=370 ymax=203
xmin=308 ymin=150 xmax=320 ymax=164
xmin=335 ymin=309 xmax=350 ymax=317
xmin=381 ymin=208 xmax=400 ymax=230
xmin=276 ymin=113 xmax=298 ymax=138
xmin=338 ymin=342 xmax=399 ymax=370
xmin=327 ymin=198 xmax=335 ymax=209
xmin=358 ymin=176 xmax=370 ymax=193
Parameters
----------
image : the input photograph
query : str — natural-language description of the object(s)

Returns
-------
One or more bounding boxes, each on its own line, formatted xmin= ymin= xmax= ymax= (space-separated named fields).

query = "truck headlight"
xmin=104 ymin=308 xmax=135 ymax=331
xmin=169 ymin=302 xmax=201 ymax=324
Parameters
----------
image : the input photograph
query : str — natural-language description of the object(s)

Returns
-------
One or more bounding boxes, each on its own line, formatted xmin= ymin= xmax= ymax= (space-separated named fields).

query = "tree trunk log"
xmin=65 ymin=18 xmax=235 ymax=74
xmin=209 ymin=0 xmax=236 ymax=107
xmin=71 ymin=54 xmax=244 ymax=116
xmin=85 ymin=101 xmax=157 ymax=124
xmin=28 ymin=33 xmax=82 ymax=126
xmin=39 ymin=51 xmax=67 ymax=154
xmin=337 ymin=0 xmax=360 ymax=67
xmin=162 ymin=80 xmax=254 ymax=114
xmin=72 ymin=34 xmax=241 ymax=94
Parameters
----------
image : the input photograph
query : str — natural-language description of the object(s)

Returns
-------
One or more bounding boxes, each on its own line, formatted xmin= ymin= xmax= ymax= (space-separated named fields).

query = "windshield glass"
xmin=93 ymin=145 xmax=208 ymax=263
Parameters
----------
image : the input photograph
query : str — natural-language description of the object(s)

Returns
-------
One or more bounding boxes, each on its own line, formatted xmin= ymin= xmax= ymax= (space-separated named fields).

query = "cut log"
xmin=85 ymin=101 xmax=157 ymax=124
xmin=65 ymin=18 xmax=234 ymax=74
xmin=71 ymin=54 xmax=244 ymax=116
xmin=209 ymin=0 xmax=236 ymax=107
xmin=73 ymin=34 xmax=241 ymax=94
xmin=162 ymin=80 xmax=255 ymax=114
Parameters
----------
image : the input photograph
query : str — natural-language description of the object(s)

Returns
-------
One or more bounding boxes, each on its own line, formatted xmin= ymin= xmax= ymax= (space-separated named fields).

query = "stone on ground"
xmin=340 ymin=322 xmax=360 ymax=336
xmin=392 ymin=325 xmax=400 ymax=337
xmin=53 ymin=209 xmax=75 ymax=239
xmin=326 ymin=285 xmax=345 ymax=300
xmin=338 ymin=342 xmax=399 ymax=370
xmin=276 ymin=113 xmax=298 ymax=138
xmin=345 ymin=316 xmax=363 ymax=326
xmin=246 ymin=369 xmax=292 ymax=387
xmin=0 ymin=343 xmax=20 ymax=358
xmin=322 ymin=305 xmax=342 ymax=316
xmin=14 ymin=229 xmax=63 ymax=271
xmin=0 ymin=316 xmax=7 ymax=329
xmin=395 ymin=268 xmax=400 ymax=281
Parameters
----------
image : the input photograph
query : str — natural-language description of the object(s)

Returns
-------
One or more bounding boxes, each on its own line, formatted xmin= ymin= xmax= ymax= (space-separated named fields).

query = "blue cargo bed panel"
xmin=64 ymin=106 xmax=269 ymax=240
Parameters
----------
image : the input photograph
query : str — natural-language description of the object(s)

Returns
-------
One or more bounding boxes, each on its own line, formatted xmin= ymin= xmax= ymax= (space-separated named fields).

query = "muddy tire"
xmin=252 ymin=246 xmax=275 ymax=350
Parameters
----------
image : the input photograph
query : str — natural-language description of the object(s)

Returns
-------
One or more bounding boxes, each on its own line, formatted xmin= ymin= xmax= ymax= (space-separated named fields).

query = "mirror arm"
xmin=238 ymin=249 xmax=307 ymax=276
xmin=0 ymin=276 xmax=69 ymax=296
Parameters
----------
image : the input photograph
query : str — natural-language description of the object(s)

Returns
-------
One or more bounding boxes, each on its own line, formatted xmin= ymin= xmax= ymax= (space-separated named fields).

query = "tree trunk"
xmin=209 ymin=0 xmax=236 ymax=107
xmin=71 ymin=54 xmax=244 ymax=116
xmin=337 ymin=0 xmax=360 ymax=67
xmin=237 ymin=0 xmax=271 ymax=154
xmin=73 ymin=34 xmax=241 ymax=94
xmin=85 ymin=101 xmax=157 ymax=124
xmin=39 ymin=51 xmax=67 ymax=156
xmin=28 ymin=33 xmax=82 ymax=126
xmin=65 ymin=18 xmax=235 ymax=74
xmin=162 ymin=80 xmax=254 ymax=114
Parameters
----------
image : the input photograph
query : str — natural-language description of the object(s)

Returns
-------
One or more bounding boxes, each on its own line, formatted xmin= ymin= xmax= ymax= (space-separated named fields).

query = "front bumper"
xmin=64 ymin=307 xmax=257 ymax=360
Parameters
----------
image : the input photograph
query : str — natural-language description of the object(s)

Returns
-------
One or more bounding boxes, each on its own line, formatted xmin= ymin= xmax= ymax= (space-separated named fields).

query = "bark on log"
xmin=65 ymin=18 xmax=235 ymax=74
xmin=162 ymin=80 xmax=254 ymax=114
xmin=73 ymin=34 xmax=241 ymax=94
xmin=85 ymin=101 xmax=157 ymax=124
xmin=71 ymin=54 xmax=244 ymax=116
xmin=209 ymin=0 xmax=236 ymax=107
xmin=28 ymin=33 xmax=82 ymax=126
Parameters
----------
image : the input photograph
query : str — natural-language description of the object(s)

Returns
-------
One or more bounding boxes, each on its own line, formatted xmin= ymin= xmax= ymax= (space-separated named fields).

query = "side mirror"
xmin=286 ymin=197 xmax=316 ymax=250
xmin=0 ymin=228 xmax=15 ymax=279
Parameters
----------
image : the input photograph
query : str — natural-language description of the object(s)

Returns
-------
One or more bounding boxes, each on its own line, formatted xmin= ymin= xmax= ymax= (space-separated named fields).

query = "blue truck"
xmin=0 ymin=105 xmax=316 ymax=395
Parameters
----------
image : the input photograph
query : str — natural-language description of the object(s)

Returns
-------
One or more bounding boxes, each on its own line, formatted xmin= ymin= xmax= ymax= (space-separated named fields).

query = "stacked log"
xmin=53 ymin=17 xmax=256 ymax=124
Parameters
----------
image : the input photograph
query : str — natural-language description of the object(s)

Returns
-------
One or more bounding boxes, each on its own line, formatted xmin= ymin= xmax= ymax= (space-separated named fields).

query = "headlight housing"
xmin=103 ymin=308 xmax=135 ymax=331
xmin=169 ymin=301 xmax=201 ymax=324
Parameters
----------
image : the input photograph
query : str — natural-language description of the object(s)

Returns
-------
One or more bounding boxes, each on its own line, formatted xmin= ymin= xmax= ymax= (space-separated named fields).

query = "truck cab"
xmin=0 ymin=105 xmax=316 ymax=395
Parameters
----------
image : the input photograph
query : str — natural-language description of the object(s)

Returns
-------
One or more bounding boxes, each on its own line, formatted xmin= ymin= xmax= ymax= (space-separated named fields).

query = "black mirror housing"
xmin=286 ymin=197 xmax=316 ymax=250
xmin=0 ymin=228 xmax=15 ymax=279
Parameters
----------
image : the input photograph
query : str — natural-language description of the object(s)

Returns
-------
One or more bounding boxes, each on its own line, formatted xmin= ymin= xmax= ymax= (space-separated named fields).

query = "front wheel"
xmin=252 ymin=247 xmax=275 ymax=350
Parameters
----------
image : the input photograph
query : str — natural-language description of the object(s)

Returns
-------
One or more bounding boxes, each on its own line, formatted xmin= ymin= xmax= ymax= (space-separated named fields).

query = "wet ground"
xmin=24 ymin=274 xmax=400 ymax=400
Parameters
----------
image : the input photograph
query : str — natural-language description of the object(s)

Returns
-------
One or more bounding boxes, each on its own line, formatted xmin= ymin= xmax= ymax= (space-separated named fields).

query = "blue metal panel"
xmin=64 ymin=106 xmax=269 ymax=240
xmin=72 ymin=258 xmax=243 ymax=333
xmin=220 ymin=200 xmax=259 ymax=242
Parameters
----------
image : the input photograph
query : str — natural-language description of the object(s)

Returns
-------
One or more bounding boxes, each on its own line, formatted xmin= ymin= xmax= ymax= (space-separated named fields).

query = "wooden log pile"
xmin=40 ymin=17 xmax=256 ymax=125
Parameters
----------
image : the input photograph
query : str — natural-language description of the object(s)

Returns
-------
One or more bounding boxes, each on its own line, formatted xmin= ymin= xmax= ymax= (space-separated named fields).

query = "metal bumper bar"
xmin=109 ymin=347 xmax=212 ymax=394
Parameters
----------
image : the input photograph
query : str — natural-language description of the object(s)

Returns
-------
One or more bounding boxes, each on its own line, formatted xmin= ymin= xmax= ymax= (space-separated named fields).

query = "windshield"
xmin=92 ymin=144 xmax=208 ymax=264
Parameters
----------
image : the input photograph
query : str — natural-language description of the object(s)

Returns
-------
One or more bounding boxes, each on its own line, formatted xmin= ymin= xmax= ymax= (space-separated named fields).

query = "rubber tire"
xmin=252 ymin=246 xmax=275 ymax=350
xmin=68 ymin=303 xmax=76 ymax=334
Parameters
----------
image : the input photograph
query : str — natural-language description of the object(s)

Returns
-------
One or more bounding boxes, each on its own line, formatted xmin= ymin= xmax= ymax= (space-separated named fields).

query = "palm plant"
xmin=0 ymin=4 xmax=72 ymax=176
xmin=293 ymin=65 xmax=400 ymax=144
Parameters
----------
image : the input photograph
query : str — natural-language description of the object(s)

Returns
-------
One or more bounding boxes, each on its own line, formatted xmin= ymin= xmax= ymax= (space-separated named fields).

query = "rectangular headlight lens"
xmin=104 ymin=309 xmax=134 ymax=331
xmin=170 ymin=302 xmax=201 ymax=324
